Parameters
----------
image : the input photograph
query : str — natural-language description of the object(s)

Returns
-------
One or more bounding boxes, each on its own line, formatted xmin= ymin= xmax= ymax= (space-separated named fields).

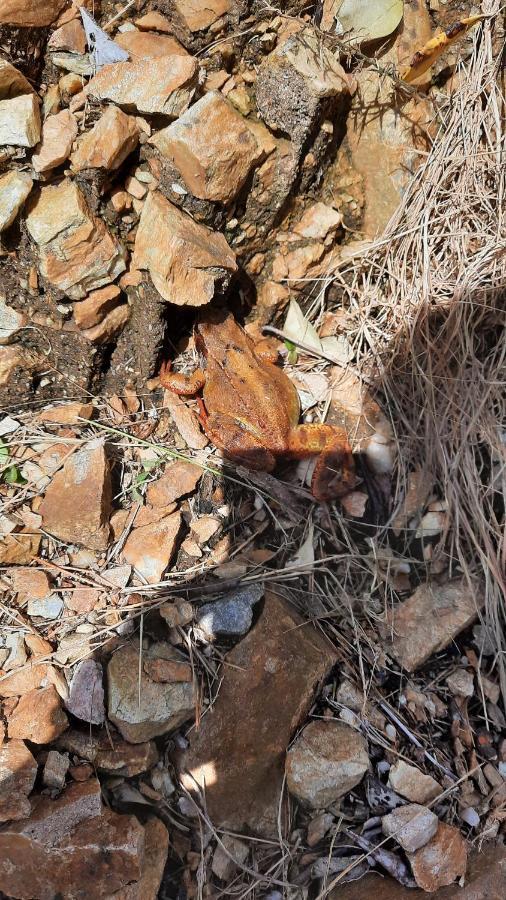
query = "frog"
xmin=159 ymin=310 xmax=357 ymax=501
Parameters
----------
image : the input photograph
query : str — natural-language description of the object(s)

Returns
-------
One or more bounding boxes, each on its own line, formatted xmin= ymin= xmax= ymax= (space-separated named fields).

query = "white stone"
xmin=0 ymin=94 xmax=41 ymax=147
xmin=0 ymin=170 xmax=33 ymax=231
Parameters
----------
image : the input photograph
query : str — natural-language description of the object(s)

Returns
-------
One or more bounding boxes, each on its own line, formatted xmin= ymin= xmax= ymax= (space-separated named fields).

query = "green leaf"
xmin=3 ymin=465 xmax=26 ymax=485
xmin=335 ymin=0 xmax=404 ymax=42
xmin=0 ymin=440 xmax=9 ymax=463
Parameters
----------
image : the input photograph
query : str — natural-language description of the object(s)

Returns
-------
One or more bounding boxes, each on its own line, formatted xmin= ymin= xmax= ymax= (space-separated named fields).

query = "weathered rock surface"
xmin=73 ymin=285 xmax=122 ymax=329
xmin=408 ymin=822 xmax=468 ymax=892
xmin=71 ymin=105 xmax=139 ymax=172
xmin=380 ymin=579 xmax=481 ymax=671
xmin=0 ymin=295 xmax=26 ymax=341
xmin=388 ymin=761 xmax=441 ymax=805
xmin=121 ymin=511 xmax=182 ymax=583
xmin=382 ymin=803 xmax=439 ymax=853
xmin=31 ymin=109 xmax=77 ymax=173
xmin=114 ymin=29 xmax=189 ymax=59
xmin=212 ymin=834 xmax=249 ymax=881
xmin=285 ymin=720 xmax=369 ymax=808
xmin=146 ymin=460 xmax=201 ymax=506
xmin=151 ymin=91 xmax=262 ymax=203
xmin=26 ymin=179 xmax=126 ymax=299
xmin=57 ymin=728 xmax=158 ymax=777
xmin=195 ymin=584 xmax=264 ymax=641
xmin=8 ymin=685 xmax=69 ymax=744
xmin=0 ymin=661 xmax=50 ymax=698
xmin=39 ymin=438 xmax=112 ymax=550
xmin=0 ymin=169 xmax=33 ymax=232
xmin=0 ymin=740 xmax=37 ymax=823
xmin=0 ymin=777 xmax=167 ymax=899
xmin=132 ymin=191 xmax=237 ymax=305
xmin=107 ymin=642 xmax=195 ymax=743
xmin=174 ymin=0 xmax=230 ymax=31
xmin=255 ymin=27 xmax=350 ymax=149
xmin=65 ymin=660 xmax=105 ymax=725
xmin=42 ymin=749 xmax=69 ymax=791
xmin=178 ymin=591 xmax=336 ymax=837
xmin=0 ymin=94 xmax=40 ymax=147
xmin=87 ymin=54 xmax=198 ymax=117
xmin=0 ymin=59 xmax=34 ymax=98
xmin=446 ymin=668 xmax=474 ymax=698
xmin=0 ymin=0 xmax=67 ymax=27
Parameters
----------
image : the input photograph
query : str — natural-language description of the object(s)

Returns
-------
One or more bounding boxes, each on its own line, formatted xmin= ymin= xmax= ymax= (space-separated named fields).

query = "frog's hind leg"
xmin=204 ymin=413 xmax=277 ymax=473
xmin=286 ymin=424 xmax=358 ymax=501
xmin=159 ymin=360 xmax=206 ymax=396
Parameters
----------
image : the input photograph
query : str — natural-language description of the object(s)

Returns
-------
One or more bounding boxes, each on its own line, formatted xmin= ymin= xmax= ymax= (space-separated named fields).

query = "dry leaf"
xmin=333 ymin=0 xmax=404 ymax=42
xmin=401 ymin=16 xmax=485 ymax=83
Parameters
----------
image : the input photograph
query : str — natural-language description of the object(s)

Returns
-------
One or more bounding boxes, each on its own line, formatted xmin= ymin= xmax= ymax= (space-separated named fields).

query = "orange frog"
xmin=160 ymin=311 xmax=357 ymax=501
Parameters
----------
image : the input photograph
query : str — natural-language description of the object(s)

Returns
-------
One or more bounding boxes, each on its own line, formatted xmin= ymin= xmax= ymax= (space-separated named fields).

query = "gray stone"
xmin=382 ymin=803 xmax=439 ymax=853
xmin=195 ymin=583 xmax=264 ymax=641
xmin=42 ymin=750 xmax=69 ymax=792
xmin=285 ymin=720 xmax=369 ymax=808
xmin=27 ymin=593 xmax=64 ymax=619
xmin=65 ymin=659 xmax=105 ymax=725
xmin=107 ymin=642 xmax=195 ymax=743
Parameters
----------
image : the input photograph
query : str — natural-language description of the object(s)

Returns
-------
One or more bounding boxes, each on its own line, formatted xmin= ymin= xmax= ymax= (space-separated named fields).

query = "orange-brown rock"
xmin=0 ymin=662 xmax=50 ymax=699
xmin=8 ymin=685 xmax=69 ymax=744
xmin=39 ymin=438 xmax=112 ymax=550
xmin=121 ymin=512 xmax=182 ymax=584
xmin=0 ymin=93 xmax=41 ymax=147
xmin=9 ymin=567 xmax=51 ymax=600
xmin=151 ymin=91 xmax=262 ymax=203
xmin=146 ymin=460 xmax=201 ymax=507
xmin=0 ymin=777 xmax=166 ymax=899
xmin=0 ymin=170 xmax=33 ymax=232
xmin=31 ymin=109 xmax=78 ymax=173
xmin=380 ymin=579 xmax=481 ymax=672
xmin=135 ymin=11 xmax=173 ymax=33
xmin=0 ymin=740 xmax=37 ymax=823
xmin=47 ymin=18 xmax=86 ymax=54
xmin=74 ymin=284 xmax=121 ymax=328
xmin=178 ymin=591 xmax=336 ymax=837
xmin=71 ymin=105 xmax=139 ymax=172
xmin=57 ymin=728 xmax=159 ymax=777
xmin=87 ymin=54 xmax=198 ymax=117
xmin=37 ymin=401 xmax=94 ymax=425
xmin=143 ymin=658 xmax=192 ymax=683
xmin=174 ymin=0 xmax=230 ymax=32
xmin=80 ymin=303 xmax=130 ymax=344
xmin=0 ymin=59 xmax=34 ymax=98
xmin=132 ymin=191 xmax=236 ymax=305
xmin=0 ymin=0 xmax=67 ymax=27
xmin=26 ymin=179 xmax=126 ymax=299
xmin=0 ymin=532 xmax=41 ymax=565
xmin=285 ymin=720 xmax=369 ymax=808
xmin=408 ymin=822 xmax=468 ymax=892
xmin=114 ymin=30 xmax=189 ymax=58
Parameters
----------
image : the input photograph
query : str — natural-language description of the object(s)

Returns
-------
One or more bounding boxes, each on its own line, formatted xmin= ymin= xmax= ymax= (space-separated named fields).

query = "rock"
xmin=39 ymin=438 xmax=112 ymax=550
xmin=80 ymin=302 xmax=130 ymax=344
xmin=307 ymin=812 xmax=334 ymax=847
xmin=65 ymin=587 xmax=100 ymax=614
xmin=174 ymin=0 xmax=230 ymax=31
xmin=9 ymin=567 xmax=51 ymax=600
xmin=195 ymin=584 xmax=264 ymax=641
xmin=27 ymin=594 xmax=64 ymax=619
xmin=71 ymin=105 xmax=139 ymax=172
xmin=0 ymin=0 xmax=67 ymax=27
xmin=121 ymin=512 xmax=182 ymax=583
xmin=388 ymin=761 xmax=441 ymax=805
xmin=0 ymin=170 xmax=33 ymax=232
xmin=163 ymin=389 xmax=208 ymax=449
xmin=48 ymin=19 xmax=87 ymax=54
xmin=31 ymin=109 xmax=77 ymax=173
xmin=408 ymin=822 xmax=467 ymax=892
xmin=382 ymin=803 xmax=439 ymax=853
xmin=446 ymin=668 xmax=474 ymax=698
xmin=58 ymin=728 xmax=159 ymax=777
xmin=8 ymin=685 xmax=69 ymax=744
xmin=0 ymin=662 xmax=50 ymax=698
xmin=0 ymin=532 xmax=41 ymax=564
xmin=107 ymin=642 xmax=195 ymax=743
xmin=191 ymin=515 xmax=220 ymax=543
xmin=285 ymin=720 xmax=369 ymax=808
xmin=0 ymin=295 xmax=26 ymax=343
xmin=151 ymin=91 xmax=263 ymax=203
xmin=37 ymin=401 xmax=94 ymax=425
xmin=115 ymin=30 xmax=189 ymax=58
xmin=159 ymin=599 xmax=193 ymax=628
xmin=178 ymin=591 xmax=336 ymax=837
xmin=293 ymin=202 xmax=342 ymax=240
xmin=146 ymin=460 xmax=201 ymax=506
xmin=380 ymin=579 xmax=481 ymax=672
xmin=0 ymin=777 xmax=161 ymax=900
xmin=132 ymin=191 xmax=236 ymax=306
xmin=0 ymin=740 xmax=37 ymax=823
xmin=256 ymin=27 xmax=350 ymax=149
xmin=0 ymin=93 xmax=40 ymax=147
xmin=26 ymin=179 xmax=126 ymax=299
xmin=0 ymin=59 xmax=34 ymax=98
xmin=42 ymin=749 xmax=69 ymax=791
xmin=65 ymin=659 xmax=105 ymax=725
xmin=328 ymin=368 xmax=394 ymax=474
xmin=135 ymin=11 xmax=173 ymax=32
xmin=143 ymin=658 xmax=192 ymax=683
xmin=3 ymin=632 xmax=27 ymax=671
xmin=212 ymin=834 xmax=249 ymax=881
xmin=114 ymin=817 xmax=169 ymax=900
xmin=87 ymin=54 xmax=198 ymax=117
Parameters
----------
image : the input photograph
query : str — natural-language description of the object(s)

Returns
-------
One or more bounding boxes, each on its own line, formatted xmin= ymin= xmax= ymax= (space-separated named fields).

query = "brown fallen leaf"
xmin=401 ymin=16 xmax=486 ymax=83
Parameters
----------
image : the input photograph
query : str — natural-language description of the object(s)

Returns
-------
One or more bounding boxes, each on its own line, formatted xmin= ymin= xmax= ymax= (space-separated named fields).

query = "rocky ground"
xmin=0 ymin=1 xmax=505 ymax=899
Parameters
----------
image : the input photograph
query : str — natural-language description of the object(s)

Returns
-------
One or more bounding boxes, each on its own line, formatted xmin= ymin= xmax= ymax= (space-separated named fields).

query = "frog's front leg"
xmin=204 ymin=413 xmax=277 ymax=473
xmin=159 ymin=360 xmax=206 ymax=396
xmin=287 ymin=424 xmax=358 ymax=501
